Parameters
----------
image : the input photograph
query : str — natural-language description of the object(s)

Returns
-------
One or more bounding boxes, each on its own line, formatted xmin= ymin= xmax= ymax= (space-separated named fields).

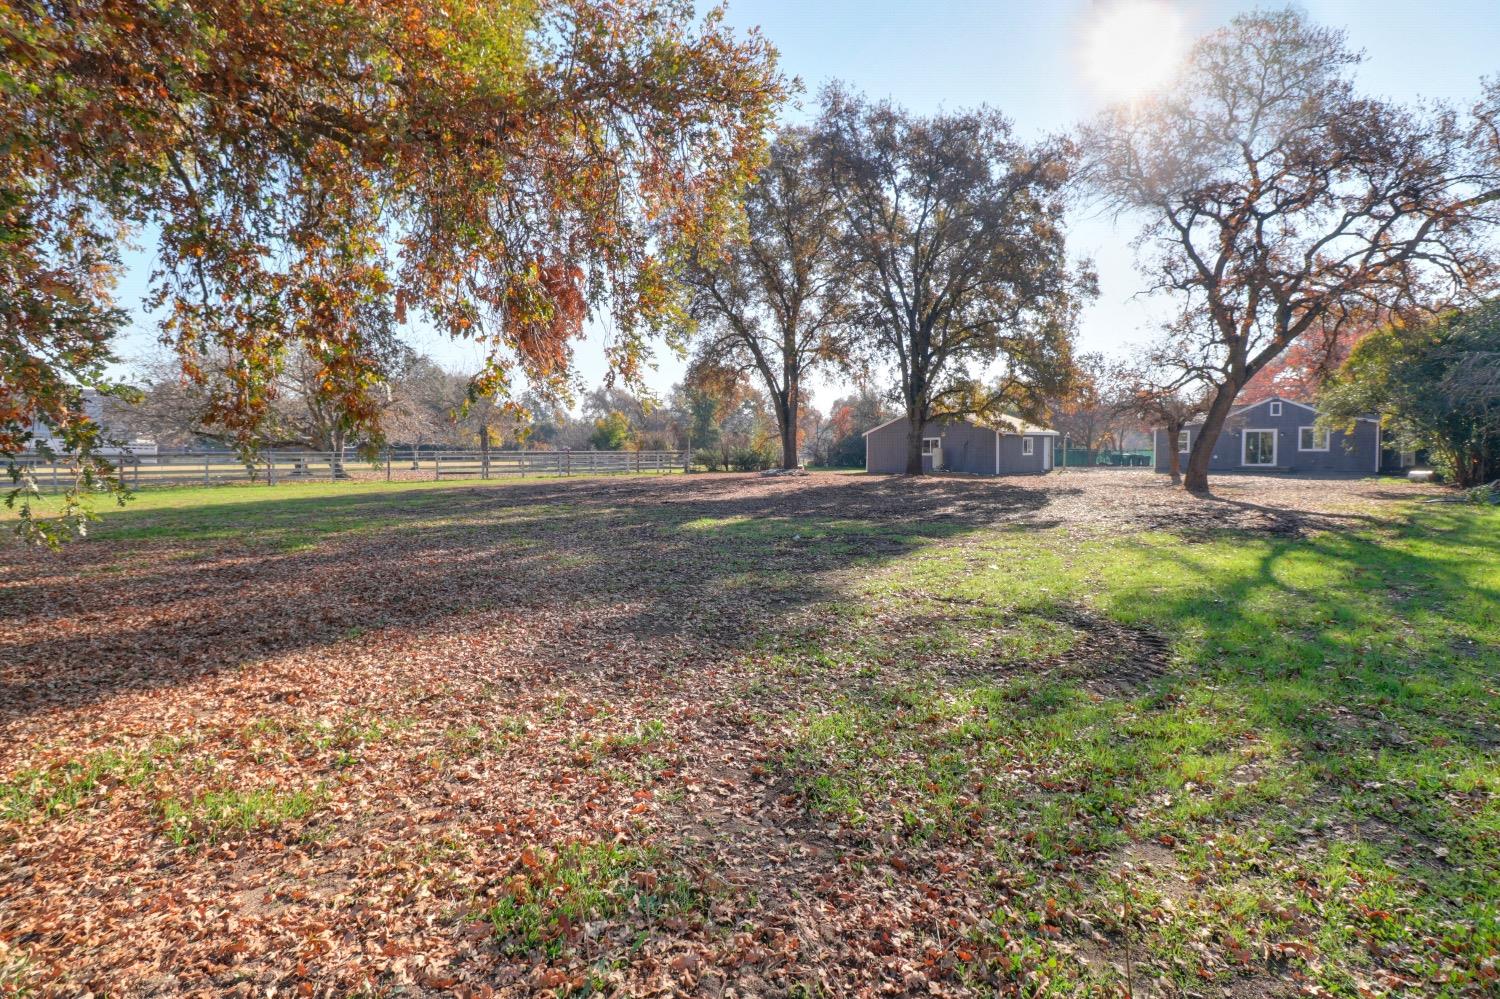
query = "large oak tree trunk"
xmin=1183 ymin=383 xmax=1241 ymax=494
xmin=775 ymin=378 xmax=800 ymax=469
xmin=905 ymin=417 xmax=925 ymax=475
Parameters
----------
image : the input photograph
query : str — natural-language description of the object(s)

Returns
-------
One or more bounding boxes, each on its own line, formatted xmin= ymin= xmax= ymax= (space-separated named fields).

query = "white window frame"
xmin=1241 ymin=428 xmax=1278 ymax=466
xmin=921 ymin=437 xmax=941 ymax=456
xmin=1177 ymin=430 xmax=1190 ymax=453
xmin=1269 ymin=401 xmax=1282 ymax=416
xmin=1298 ymin=425 xmax=1330 ymax=452
xmin=1021 ymin=437 xmax=1034 ymax=456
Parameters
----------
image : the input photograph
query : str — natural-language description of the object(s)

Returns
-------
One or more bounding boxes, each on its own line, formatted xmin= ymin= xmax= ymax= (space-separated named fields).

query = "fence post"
xmin=269 ymin=454 xmax=276 ymax=486
xmin=385 ymin=450 xmax=392 ymax=482
xmin=435 ymin=452 xmax=442 ymax=481
xmin=204 ymin=455 xmax=210 ymax=486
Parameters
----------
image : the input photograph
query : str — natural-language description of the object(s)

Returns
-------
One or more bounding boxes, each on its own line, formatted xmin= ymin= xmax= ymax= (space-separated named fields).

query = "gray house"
xmin=864 ymin=415 xmax=1057 ymax=475
xmin=1152 ymin=396 xmax=1381 ymax=475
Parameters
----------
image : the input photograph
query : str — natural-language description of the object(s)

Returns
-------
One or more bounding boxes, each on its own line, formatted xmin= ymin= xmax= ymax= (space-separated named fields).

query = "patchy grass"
xmin=601 ymin=718 xmax=668 ymax=755
xmin=483 ymin=842 xmax=699 ymax=961
xmin=159 ymin=784 xmax=325 ymax=845
xmin=770 ymin=503 xmax=1498 ymax=995
xmin=11 ymin=475 xmax=616 ymax=547
xmin=442 ymin=717 xmax=532 ymax=759
xmin=1 ymin=736 xmax=195 ymax=823
xmin=0 ymin=472 xmax=1493 ymax=996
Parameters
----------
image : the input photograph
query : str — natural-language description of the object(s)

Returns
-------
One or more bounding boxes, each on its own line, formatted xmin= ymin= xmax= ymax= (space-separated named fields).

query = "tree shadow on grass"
xmin=736 ymin=501 xmax=1495 ymax=992
xmin=0 ymin=474 xmax=1071 ymax=727
xmin=2 ymin=475 xmax=1490 ymax=995
xmin=1085 ymin=506 xmax=1499 ymax=893
xmin=1117 ymin=507 xmax=1497 ymax=750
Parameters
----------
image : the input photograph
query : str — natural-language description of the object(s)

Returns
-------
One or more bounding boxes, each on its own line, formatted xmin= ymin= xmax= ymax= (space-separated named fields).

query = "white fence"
xmin=10 ymin=449 xmax=688 ymax=491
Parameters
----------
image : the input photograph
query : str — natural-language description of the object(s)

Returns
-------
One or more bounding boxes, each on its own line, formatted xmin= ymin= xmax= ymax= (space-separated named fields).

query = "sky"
xmin=110 ymin=0 xmax=1500 ymax=412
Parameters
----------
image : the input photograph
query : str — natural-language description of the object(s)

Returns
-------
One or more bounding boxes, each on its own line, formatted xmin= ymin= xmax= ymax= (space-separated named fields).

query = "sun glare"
xmin=1083 ymin=0 xmax=1185 ymax=102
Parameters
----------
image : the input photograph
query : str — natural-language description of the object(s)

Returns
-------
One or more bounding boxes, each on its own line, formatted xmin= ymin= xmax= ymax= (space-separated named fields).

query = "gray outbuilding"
xmin=863 ymin=415 xmax=1057 ymax=475
xmin=1152 ymin=396 xmax=1382 ymax=475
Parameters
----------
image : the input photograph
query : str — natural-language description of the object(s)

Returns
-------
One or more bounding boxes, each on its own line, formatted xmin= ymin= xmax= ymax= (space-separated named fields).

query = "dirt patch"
xmin=931 ymin=606 xmax=1173 ymax=696
xmin=1043 ymin=608 xmax=1174 ymax=695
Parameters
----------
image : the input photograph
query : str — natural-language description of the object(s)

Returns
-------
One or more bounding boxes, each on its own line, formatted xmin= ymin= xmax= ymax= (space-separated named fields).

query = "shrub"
xmin=588 ymin=411 xmax=633 ymax=451
xmin=731 ymin=446 xmax=774 ymax=472
xmin=826 ymin=431 xmax=867 ymax=468
xmin=692 ymin=448 xmax=724 ymax=471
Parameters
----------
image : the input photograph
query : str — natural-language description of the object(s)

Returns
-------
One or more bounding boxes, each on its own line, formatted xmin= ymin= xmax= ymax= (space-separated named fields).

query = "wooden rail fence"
xmin=10 ymin=449 xmax=688 ymax=491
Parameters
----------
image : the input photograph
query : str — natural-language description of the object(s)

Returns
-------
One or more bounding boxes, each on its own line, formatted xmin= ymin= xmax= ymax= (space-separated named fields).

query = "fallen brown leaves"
xmin=0 ymin=472 xmax=1443 ymax=996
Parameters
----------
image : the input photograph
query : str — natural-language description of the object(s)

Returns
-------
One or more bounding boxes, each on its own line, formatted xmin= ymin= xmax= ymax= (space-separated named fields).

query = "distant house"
xmin=863 ymin=414 xmax=1057 ymax=475
xmin=1151 ymin=396 xmax=1388 ymax=475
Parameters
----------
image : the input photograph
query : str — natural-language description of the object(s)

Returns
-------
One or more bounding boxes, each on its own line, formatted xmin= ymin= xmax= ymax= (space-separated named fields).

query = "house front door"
xmin=1242 ymin=429 xmax=1277 ymax=466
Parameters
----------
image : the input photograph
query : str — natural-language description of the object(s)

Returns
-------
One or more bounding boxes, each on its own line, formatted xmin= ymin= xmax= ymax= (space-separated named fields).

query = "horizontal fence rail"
xmin=9 ymin=449 xmax=688 ymax=491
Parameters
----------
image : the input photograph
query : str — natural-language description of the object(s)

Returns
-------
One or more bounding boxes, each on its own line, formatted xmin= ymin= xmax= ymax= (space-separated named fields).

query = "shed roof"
xmin=862 ymin=413 xmax=1059 ymax=437
xmin=987 ymin=414 xmax=1060 ymax=436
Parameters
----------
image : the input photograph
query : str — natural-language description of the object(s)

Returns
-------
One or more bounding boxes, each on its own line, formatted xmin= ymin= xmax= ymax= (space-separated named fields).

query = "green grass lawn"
xmin=768 ymin=503 xmax=1498 ymax=994
xmin=9 ymin=472 xmax=679 ymax=546
xmin=1 ymin=473 xmax=1495 ymax=995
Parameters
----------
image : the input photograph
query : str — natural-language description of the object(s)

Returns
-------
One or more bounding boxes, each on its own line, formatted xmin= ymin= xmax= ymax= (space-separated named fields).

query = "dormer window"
xmin=1269 ymin=401 xmax=1282 ymax=416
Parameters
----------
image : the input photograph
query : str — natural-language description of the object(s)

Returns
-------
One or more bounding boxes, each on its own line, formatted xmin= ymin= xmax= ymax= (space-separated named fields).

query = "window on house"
xmin=921 ymin=437 xmax=941 ymax=455
xmin=1177 ymin=430 xmax=1190 ymax=452
xmin=1299 ymin=426 xmax=1330 ymax=451
xmin=1022 ymin=438 xmax=1034 ymax=455
xmin=1269 ymin=401 xmax=1282 ymax=416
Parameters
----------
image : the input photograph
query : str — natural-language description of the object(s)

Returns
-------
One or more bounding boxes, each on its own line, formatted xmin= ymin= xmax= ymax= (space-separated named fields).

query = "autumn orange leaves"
xmin=2 ymin=0 xmax=785 ymax=541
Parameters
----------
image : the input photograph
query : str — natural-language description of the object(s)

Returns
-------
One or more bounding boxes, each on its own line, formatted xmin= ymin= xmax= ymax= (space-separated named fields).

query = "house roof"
xmin=1229 ymin=395 xmax=1319 ymax=418
xmin=1150 ymin=395 xmax=1379 ymax=432
xmin=862 ymin=413 xmax=1059 ymax=437
xmin=987 ymin=414 xmax=1060 ymax=436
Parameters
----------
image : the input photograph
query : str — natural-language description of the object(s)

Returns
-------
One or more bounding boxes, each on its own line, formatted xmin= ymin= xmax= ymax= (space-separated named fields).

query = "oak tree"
xmin=1 ymin=0 xmax=783 ymax=541
xmin=1118 ymin=353 xmax=1211 ymax=487
xmin=1320 ymin=303 xmax=1500 ymax=487
xmin=685 ymin=127 xmax=854 ymax=468
xmin=816 ymin=87 xmax=1088 ymax=475
xmin=1084 ymin=9 xmax=1500 ymax=493
xmin=1044 ymin=352 xmax=1132 ymax=458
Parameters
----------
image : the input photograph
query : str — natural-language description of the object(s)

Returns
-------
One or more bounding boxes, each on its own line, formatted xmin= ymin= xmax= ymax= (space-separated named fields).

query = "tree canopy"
xmin=816 ymin=87 xmax=1089 ymax=475
xmin=685 ymin=127 xmax=854 ymax=469
xmin=1321 ymin=302 xmax=1500 ymax=487
xmin=2 ymin=0 xmax=783 ymax=541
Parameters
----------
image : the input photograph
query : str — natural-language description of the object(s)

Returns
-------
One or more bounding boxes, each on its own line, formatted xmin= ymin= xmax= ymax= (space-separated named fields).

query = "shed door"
xmin=921 ymin=436 xmax=941 ymax=471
